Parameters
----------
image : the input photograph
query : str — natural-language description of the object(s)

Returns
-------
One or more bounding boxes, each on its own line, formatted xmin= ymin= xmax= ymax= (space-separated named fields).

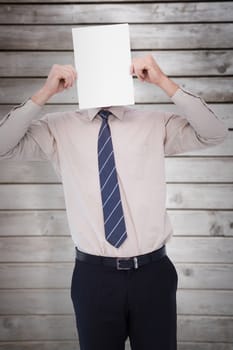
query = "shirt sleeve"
xmin=163 ymin=86 xmax=229 ymax=156
xmin=0 ymin=97 xmax=58 ymax=162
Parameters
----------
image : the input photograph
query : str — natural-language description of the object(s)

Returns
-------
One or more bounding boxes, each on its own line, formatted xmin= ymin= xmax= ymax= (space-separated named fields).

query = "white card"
xmin=72 ymin=23 xmax=135 ymax=109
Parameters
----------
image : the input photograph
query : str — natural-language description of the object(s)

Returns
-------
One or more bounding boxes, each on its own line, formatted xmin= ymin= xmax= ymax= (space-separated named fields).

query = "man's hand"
xmin=130 ymin=54 xmax=165 ymax=85
xmin=130 ymin=54 xmax=179 ymax=97
xmin=31 ymin=64 xmax=77 ymax=106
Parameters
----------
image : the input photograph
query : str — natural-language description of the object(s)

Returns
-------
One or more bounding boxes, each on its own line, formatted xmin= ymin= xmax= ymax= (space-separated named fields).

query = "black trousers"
xmin=70 ymin=250 xmax=178 ymax=350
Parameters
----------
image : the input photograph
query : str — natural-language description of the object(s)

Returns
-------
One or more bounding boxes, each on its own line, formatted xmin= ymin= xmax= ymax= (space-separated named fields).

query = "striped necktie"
xmin=97 ymin=109 xmax=128 ymax=248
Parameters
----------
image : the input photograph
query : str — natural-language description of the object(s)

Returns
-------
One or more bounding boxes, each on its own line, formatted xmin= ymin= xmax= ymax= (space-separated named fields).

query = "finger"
xmin=63 ymin=67 xmax=75 ymax=85
xmin=65 ymin=65 xmax=77 ymax=80
xmin=70 ymin=65 xmax=78 ymax=78
xmin=68 ymin=67 xmax=77 ymax=85
xmin=62 ymin=67 xmax=75 ymax=88
xmin=66 ymin=65 xmax=78 ymax=82
xmin=59 ymin=70 xmax=72 ymax=88
xmin=63 ymin=72 xmax=72 ymax=88
xmin=135 ymin=67 xmax=145 ymax=81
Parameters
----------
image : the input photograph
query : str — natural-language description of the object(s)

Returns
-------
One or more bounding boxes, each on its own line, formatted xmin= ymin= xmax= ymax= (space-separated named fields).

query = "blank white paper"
xmin=72 ymin=23 xmax=135 ymax=109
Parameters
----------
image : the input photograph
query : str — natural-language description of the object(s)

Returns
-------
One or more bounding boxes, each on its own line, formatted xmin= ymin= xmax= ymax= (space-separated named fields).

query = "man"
xmin=0 ymin=54 xmax=228 ymax=349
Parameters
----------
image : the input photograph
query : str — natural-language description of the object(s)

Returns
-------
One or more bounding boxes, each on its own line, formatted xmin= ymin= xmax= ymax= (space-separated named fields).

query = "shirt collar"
xmin=76 ymin=105 xmax=125 ymax=121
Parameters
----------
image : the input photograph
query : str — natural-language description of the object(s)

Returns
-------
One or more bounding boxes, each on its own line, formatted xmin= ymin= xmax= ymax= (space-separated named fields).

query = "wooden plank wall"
xmin=0 ymin=1 xmax=233 ymax=349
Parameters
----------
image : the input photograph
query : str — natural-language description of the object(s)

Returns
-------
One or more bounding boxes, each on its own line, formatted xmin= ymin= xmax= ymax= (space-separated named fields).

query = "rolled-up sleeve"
xmin=163 ymin=87 xmax=229 ymax=156
xmin=0 ymin=97 xmax=57 ymax=162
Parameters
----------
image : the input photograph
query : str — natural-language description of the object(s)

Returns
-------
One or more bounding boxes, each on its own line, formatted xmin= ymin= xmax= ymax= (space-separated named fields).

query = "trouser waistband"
xmin=75 ymin=244 xmax=167 ymax=270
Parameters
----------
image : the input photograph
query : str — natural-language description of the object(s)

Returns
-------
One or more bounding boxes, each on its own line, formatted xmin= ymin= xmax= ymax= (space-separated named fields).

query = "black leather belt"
xmin=75 ymin=244 xmax=167 ymax=270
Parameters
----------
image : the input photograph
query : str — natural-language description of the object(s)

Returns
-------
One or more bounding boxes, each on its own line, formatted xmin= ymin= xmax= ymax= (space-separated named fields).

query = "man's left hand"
xmin=130 ymin=54 xmax=166 ymax=85
xmin=130 ymin=54 xmax=180 ymax=97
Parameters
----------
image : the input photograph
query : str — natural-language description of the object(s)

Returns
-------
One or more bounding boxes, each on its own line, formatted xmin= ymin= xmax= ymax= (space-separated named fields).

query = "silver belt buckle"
xmin=116 ymin=256 xmax=138 ymax=270
xmin=116 ymin=257 xmax=131 ymax=270
xmin=133 ymin=256 xmax=138 ymax=269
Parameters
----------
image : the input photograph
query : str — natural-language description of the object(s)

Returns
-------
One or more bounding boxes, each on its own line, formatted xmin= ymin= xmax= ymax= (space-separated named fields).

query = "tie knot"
xmin=98 ymin=109 xmax=112 ymax=121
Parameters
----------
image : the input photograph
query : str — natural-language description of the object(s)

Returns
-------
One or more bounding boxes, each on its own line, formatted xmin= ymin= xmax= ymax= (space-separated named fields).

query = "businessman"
xmin=0 ymin=54 xmax=228 ymax=350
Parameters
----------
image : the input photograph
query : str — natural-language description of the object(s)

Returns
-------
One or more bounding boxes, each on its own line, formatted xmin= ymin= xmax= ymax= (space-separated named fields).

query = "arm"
xmin=160 ymin=79 xmax=228 ymax=156
xmin=0 ymin=98 xmax=57 ymax=161
xmin=0 ymin=95 xmax=48 ymax=160
xmin=130 ymin=54 xmax=229 ymax=156
xmin=0 ymin=64 xmax=77 ymax=160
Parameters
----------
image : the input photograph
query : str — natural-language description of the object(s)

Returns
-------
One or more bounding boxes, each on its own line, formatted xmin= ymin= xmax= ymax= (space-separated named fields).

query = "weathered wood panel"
xmin=0 ymin=183 xmax=232 ymax=210
xmin=1 ymin=51 xmax=233 ymax=77
xmin=167 ymin=210 xmax=233 ymax=237
xmin=0 ymin=184 xmax=65 ymax=209
xmin=0 ymin=210 xmax=70 ymax=236
xmin=164 ymin=158 xmax=233 ymax=182
xmin=1 ymin=262 xmax=233 ymax=290
xmin=0 ymin=0 xmax=224 ymax=2
xmin=0 ymin=342 xmax=80 ymax=350
xmin=0 ymin=236 xmax=232 ymax=263
xmin=0 ymin=314 xmax=232 ymax=342
xmin=177 ymin=290 xmax=233 ymax=316
xmin=0 ymin=289 xmax=232 ymax=316
xmin=1 ymin=157 xmax=233 ymax=183
xmin=166 ymin=184 xmax=233 ymax=209
xmin=1 ymin=3 xmax=232 ymax=24
xmin=173 ymin=344 xmax=233 ymax=350
xmin=0 ymin=315 xmax=78 ymax=341
xmin=178 ymin=316 xmax=233 ymax=342
xmin=0 ymin=341 xmax=232 ymax=350
xmin=1 ymin=77 xmax=233 ymax=104
xmin=0 ymin=209 xmax=232 ymax=237
xmin=0 ymin=263 xmax=74 ymax=289
xmin=0 ymin=24 xmax=232 ymax=50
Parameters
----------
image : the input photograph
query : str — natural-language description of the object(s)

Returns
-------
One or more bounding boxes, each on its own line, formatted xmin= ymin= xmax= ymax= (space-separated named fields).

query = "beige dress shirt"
xmin=0 ymin=86 xmax=228 ymax=257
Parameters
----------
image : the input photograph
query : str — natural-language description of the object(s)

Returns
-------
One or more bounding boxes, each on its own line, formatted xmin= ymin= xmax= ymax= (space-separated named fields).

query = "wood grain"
xmin=0 ymin=51 xmax=232 ymax=77
xmin=0 ymin=24 xmax=232 ymax=50
xmin=0 ymin=3 xmax=232 ymax=24
xmin=0 ymin=0 xmax=225 ymax=2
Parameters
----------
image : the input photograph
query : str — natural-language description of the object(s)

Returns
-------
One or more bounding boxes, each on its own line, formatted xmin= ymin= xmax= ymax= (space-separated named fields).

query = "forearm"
xmin=156 ymin=75 xmax=180 ymax=98
xmin=31 ymin=87 xmax=52 ymax=106
xmin=0 ymin=97 xmax=43 ymax=156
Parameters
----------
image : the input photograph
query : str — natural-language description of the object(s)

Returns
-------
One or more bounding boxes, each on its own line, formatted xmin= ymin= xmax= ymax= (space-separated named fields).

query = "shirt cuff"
xmin=171 ymin=86 xmax=202 ymax=102
xmin=20 ymin=97 xmax=44 ymax=111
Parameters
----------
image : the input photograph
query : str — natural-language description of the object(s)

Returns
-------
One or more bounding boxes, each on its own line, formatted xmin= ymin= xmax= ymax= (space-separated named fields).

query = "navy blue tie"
xmin=97 ymin=109 xmax=128 ymax=248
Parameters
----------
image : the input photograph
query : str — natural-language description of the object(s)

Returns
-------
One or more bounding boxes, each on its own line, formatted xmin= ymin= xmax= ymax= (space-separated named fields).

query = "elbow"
xmin=0 ymin=146 xmax=8 ymax=158
xmin=215 ymin=125 xmax=229 ymax=142
xmin=0 ymin=148 xmax=12 ymax=159
xmin=197 ymin=126 xmax=229 ymax=146
xmin=0 ymin=143 xmax=17 ymax=159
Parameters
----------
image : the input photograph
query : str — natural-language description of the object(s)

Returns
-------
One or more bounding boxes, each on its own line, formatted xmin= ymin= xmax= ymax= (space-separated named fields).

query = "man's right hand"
xmin=31 ymin=64 xmax=78 ymax=106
